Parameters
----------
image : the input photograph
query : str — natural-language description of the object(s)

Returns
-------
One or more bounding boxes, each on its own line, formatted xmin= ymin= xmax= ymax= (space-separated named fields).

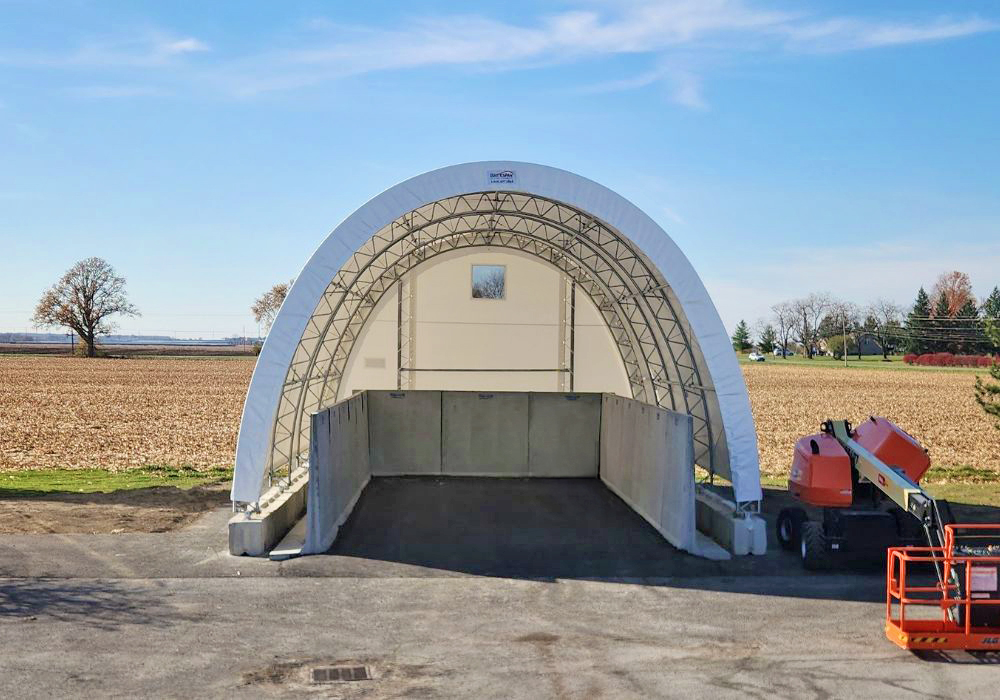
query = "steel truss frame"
xmin=266 ymin=192 xmax=721 ymax=486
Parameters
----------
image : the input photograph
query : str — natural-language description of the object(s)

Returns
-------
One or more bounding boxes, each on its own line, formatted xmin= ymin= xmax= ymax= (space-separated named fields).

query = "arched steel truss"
xmin=267 ymin=192 xmax=724 ymax=484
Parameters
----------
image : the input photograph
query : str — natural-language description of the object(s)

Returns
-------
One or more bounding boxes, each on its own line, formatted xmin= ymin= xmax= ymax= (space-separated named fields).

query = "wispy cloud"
xmin=160 ymin=38 xmax=209 ymax=56
xmin=576 ymin=63 xmax=707 ymax=109
xmin=781 ymin=16 xmax=997 ymax=52
xmin=213 ymin=1 xmax=995 ymax=101
xmin=5 ymin=2 xmax=996 ymax=104
xmin=0 ymin=31 xmax=209 ymax=69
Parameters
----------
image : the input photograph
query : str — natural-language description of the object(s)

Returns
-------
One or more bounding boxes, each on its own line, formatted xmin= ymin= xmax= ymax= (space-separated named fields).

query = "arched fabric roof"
xmin=232 ymin=161 xmax=762 ymax=504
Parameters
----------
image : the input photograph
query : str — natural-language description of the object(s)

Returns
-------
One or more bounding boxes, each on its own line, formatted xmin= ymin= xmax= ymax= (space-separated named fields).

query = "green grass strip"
xmin=0 ymin=465 xmax=232 ymax=496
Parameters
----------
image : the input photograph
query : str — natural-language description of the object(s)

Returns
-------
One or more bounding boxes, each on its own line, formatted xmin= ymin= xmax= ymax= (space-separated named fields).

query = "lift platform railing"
xmin=886 ymin=524 xmax=1000 ymax=651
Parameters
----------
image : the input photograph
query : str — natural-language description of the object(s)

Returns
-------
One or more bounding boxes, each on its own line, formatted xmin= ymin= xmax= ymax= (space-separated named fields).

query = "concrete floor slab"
xmin=2 ymin=479 xmax=999 ymax=698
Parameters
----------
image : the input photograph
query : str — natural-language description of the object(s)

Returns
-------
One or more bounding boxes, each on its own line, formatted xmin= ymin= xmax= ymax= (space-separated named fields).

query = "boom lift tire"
xmin=801 ymin=521 xmax=830 ymax=570
xmin=776 ymin=507 xmax=808 ymax=551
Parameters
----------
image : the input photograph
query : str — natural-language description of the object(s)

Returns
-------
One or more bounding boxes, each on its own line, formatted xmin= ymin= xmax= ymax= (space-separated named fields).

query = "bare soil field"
xmin=2 ymin=354 xmax=998 ymax=480
xmin=744 ymin=362 xmax=1000 ymax=478
xmin=0 ymin=355 xmax=254 ymax=471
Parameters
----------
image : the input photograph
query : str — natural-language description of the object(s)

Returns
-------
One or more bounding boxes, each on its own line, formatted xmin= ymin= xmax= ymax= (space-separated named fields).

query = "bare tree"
xmin=472 ymin=268 xmax=505 ymax=299
xmin=866 ymin=298 xmax=904 ymax=360
xmin=252 ymin=280 xmax=293 ymax=333
xmin=771 ymin=302 xmax=796 ymax=358
xmin=825 ymin=300 xmax=861 ymax=359
xmin=791 ymin=293 xmax=832 ymax=359
xmin=33 ymin=257 xmax=139 ymax=357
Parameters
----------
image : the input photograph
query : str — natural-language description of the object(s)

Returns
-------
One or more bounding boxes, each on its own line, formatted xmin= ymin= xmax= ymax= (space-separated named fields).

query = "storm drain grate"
xmin=312 ymin=666 xmax=371 ymax=683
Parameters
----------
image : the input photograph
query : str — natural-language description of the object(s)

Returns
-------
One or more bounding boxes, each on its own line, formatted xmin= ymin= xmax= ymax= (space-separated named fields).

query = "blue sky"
xmin=2 ymin=0 xmax=999 ymax=338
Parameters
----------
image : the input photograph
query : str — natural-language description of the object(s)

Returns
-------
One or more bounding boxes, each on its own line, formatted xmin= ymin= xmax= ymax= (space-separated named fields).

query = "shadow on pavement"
xmin=0 ymin=578 xmax=181 ymax=630
xmin=913 ymin=649 xmax=1000 ymax=664
xmin=315 ymin=477 xmax=889 ymax=602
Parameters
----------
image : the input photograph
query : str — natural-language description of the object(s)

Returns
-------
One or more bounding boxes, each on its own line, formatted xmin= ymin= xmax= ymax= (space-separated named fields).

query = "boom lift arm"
xmin=825 ymin=420 xmax=946 ymax=546
xmin=824 ymin=419 xmax=954 ymax=596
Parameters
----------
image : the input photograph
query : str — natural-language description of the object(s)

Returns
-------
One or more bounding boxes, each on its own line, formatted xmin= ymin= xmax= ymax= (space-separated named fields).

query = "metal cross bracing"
xmin=264 ymin=192 xmax=721 ymax=490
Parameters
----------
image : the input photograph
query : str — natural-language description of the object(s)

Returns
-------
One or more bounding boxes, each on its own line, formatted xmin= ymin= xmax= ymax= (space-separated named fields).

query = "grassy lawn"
xmin=0 ymin=465 xmax=232 ymax=496
xmin=739 ymin=353 xmax=983 ymax=372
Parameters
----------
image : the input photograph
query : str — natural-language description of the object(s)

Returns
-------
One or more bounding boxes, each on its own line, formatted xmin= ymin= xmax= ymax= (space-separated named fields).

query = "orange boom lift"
xmin=778 ymin=417 xmax=1000 ymax=651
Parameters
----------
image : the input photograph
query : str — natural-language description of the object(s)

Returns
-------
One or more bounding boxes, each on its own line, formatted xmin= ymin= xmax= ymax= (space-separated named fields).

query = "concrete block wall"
xmin=304 ymin=392 xmax=371 ymax=554
xmin=599 ymin=394 xmax=698 ymax=555
xmin=228 ymin=467 xmax=308 ymax=556
xmin=369 ymin=391 xmax=441 ymax=475
xmin=528 ymin=393 xmax=601 ymax=477
xmin=366 ymin=390 xmax=601 ymax=477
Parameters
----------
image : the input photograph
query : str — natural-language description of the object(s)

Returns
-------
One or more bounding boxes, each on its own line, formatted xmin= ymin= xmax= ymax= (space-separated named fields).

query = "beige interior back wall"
xmin=338 ymin=248 xmax=631 ymax=398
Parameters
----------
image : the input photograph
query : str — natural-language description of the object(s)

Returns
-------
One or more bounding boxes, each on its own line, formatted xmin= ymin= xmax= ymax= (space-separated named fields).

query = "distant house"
xmin=856 ymin=333 xmax=884 ymax=356
xmin=818 ymin=333 xmax=884 ymax=356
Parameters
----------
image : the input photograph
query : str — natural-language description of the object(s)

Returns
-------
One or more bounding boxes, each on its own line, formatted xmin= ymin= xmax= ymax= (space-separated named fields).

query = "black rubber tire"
xmin=937 ymin=499 xmax=956 ymax=528
xmin=801 ymin=521 xmax=831 ymax=571
xmin=776 ymin=507 xmax=807 ymax=551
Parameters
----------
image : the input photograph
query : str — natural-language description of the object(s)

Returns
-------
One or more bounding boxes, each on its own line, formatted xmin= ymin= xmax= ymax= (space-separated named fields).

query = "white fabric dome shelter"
xmin=232 ymin=162 xmax=762 ymax=506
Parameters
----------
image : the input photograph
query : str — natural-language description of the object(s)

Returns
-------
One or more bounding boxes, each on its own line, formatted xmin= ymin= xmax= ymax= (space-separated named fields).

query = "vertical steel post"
xmin=570 ymin=281 xmax=576 ymax=392
xmin=396 ymin=278 xmax=403 ymax=390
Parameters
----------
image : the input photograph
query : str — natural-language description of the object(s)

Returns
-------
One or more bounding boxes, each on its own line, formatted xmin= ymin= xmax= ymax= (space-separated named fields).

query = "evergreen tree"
xmin=758 ymin=324 xmax=777 ymax=354
xmin=732 ymin=320 xmax=752 ymax=352
xmin=975 ymin=323 xmax=1000 ymax=430
xmin=904 ymin=287 xmax=931 ymax=354
xmin=932 ymin=292 xmax=952 ymax=352
xmin=984 ymin=287 xmax=1000 ymax=320
xmin=955 ymin=298 xmax=984 ymax=354
xmin=983 ymin=287 xmax=1000 ymax=353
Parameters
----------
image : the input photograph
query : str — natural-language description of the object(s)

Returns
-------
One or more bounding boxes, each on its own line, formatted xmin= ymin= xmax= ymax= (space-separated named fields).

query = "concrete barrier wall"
xmin=304 ymin=393 xmax=371 ymax=554
xmin=366 ymin=390 xmax=601 ymax=477
xmin=369 ymin=391 xmax=442 ymax=475
xmin=442 ymin=392 xmax=530 ymax=475
xmin=599 ymin=394 xmax=697 ymax=554
xmin=528 ymin=393 xmax=601 ymax=477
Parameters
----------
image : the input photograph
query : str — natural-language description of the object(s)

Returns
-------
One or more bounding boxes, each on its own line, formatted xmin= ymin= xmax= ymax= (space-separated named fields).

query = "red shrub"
xmin=908 ymin=352 xmax=998 ymax=367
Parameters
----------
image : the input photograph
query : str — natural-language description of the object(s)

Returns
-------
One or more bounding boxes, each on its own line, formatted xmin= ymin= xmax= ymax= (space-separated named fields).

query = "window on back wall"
xmin=471 ymin=265 xmax=506 ymax=300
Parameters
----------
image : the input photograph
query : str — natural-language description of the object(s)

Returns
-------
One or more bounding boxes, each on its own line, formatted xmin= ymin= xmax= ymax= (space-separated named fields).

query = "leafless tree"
xmin=771 ymin=301 xmax=796 ymax=358
xmin=791 ymin=293 xmax=832 ymax=359
xmin=866 ymin=298 xmax=904 ymax=360
xmin=33 ymin=257 xmax=139 ymax=357
xmin=751 ymin=317 xmax=768 ymax=344
xmin=252 ymin=280 xmax=293 ymax=333
xmin=826 ymin=300 xmax=861 ymax=359
xmin=472 ymin=269 xmax=505 ymax=299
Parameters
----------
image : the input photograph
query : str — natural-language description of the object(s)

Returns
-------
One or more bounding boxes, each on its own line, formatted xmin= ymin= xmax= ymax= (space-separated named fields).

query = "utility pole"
xmin=842 ymin=313 xmax=848 ymax=368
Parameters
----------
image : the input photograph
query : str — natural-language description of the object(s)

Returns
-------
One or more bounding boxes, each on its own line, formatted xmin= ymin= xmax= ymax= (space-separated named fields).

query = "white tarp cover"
xmin=232 ymin=161 xmax=761 ymax=504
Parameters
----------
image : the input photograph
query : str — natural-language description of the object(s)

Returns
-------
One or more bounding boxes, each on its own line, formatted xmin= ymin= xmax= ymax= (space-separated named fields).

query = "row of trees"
xmin=733 ymin=293 xmax=905 ymax=360
xmin=732 ymin=272 xmax=1000 ymax=359
xmin=902 ymin=272 xmax=1000 ymax=355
